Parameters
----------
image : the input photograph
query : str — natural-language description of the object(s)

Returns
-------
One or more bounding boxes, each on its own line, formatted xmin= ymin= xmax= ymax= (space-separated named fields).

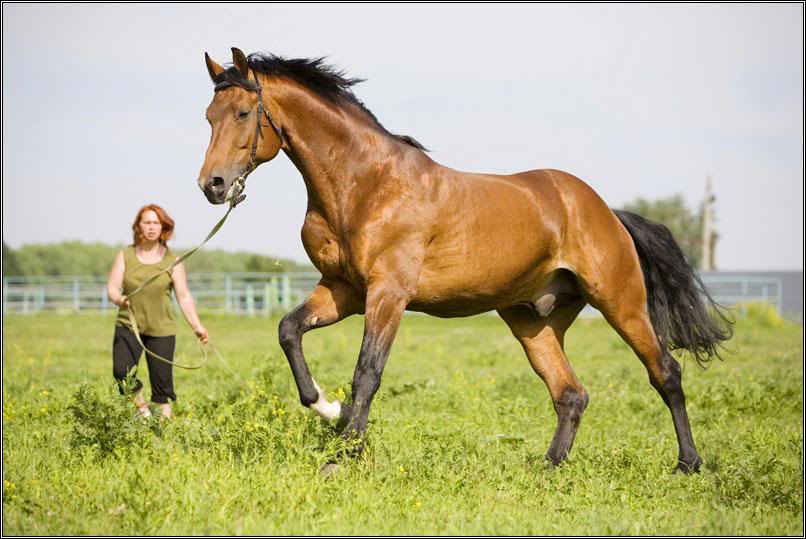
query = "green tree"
xmin=15 ymin=242 xmax=120 ymax=276
xmin=181 ymin=249 xmax=311 ymax=274
xmin=2 ymin=241 xmax=22 ymax=276
xmin=621 ymin=195 xmax=707 ymax=268
xmin=5 ymin=241 xmax=315 ymax=276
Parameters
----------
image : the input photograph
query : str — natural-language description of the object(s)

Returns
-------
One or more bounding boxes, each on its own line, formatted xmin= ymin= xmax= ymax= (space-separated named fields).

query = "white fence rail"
xmin=577 ymin=275 xmax=783 ymax=318
xmin=2 ymin=272 xmax=785 ymax=317
xmin=2 ymin=272 xmax=321 ymax=316
xmin=700 ymin=275 xmax=783 ymax=314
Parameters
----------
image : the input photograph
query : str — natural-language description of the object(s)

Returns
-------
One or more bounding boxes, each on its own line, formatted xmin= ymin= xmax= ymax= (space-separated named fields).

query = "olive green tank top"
xmin=115 ymin=245 xmax=177 ymax=336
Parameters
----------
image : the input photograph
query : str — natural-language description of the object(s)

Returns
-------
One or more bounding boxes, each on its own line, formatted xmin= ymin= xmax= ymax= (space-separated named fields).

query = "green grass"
xmin=2 ymin=307 xmax=803 ymax=535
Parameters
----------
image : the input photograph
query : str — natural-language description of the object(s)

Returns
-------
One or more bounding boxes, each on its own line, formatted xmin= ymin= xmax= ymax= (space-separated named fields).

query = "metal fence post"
xmin=246 ymin=284 xmax=255 ymax=317
xmin=263 ymin=284 xmax=271 ymax=317
xmin=73 ymin=279 xmax=80 ymax=312
xmin=740 ymin=279 xmax=748 ymax=315
xmin=776 ymin=279 xmax=783 ymax=315
xmin=269 ymin=277 xmax=279 ymax=315
xmin=225 ymin=275 xmax=232 ymax=314
xmin=282 ymin=275 xmax=292 ymax=311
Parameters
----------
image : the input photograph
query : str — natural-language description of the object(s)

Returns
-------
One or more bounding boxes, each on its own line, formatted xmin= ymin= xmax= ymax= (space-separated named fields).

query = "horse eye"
xmin=238 ymin=111 xmax=250 ymax=120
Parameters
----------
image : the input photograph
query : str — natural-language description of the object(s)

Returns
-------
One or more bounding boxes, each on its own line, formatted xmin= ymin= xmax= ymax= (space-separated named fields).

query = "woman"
xmin=106 ymin=204 xmax=209 ymax=419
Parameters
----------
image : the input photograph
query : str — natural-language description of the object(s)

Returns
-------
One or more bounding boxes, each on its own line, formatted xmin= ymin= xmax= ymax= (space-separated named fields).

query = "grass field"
xmin=2 ymin=305 xmax=803 ymax=535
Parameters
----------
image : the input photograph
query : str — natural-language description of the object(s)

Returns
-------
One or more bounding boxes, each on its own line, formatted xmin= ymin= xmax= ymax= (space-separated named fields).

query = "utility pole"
xmin=701 ymin=176 xmax=714 ymax=272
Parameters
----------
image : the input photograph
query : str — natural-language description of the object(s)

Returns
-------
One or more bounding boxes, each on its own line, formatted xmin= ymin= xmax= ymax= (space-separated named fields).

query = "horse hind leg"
xmin=498 ymin=298 xmax=588 ymax=467
xmin=581 ymin=270 xmax=702 ymax=473
xmin=616 ymin=311 xmax=701 ymax=473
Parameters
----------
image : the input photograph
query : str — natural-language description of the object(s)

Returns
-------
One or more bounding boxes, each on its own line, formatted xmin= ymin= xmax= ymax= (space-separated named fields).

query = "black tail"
xmin=614 ymin=210 xmax=734 ymax=367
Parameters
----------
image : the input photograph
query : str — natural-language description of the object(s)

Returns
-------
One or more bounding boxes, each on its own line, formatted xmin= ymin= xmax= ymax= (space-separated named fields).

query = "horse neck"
xmin=267 ymin=78 xmax=402 ymax=222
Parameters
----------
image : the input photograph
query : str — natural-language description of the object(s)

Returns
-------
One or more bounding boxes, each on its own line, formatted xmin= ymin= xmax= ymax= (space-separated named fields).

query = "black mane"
xmin=214 ymin=53 xmax=427 ymax=151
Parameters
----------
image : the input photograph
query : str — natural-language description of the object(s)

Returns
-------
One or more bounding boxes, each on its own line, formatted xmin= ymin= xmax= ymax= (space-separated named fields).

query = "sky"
xmin=2 ymin=3 xmax=803 ymax=271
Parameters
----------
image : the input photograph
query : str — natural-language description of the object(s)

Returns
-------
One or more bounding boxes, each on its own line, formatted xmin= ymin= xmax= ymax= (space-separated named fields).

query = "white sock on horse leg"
xmin=310 ymin=379 xmax=341 ymax=421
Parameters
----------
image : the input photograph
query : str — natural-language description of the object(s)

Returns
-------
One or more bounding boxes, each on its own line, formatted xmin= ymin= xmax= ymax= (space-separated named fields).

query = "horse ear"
xmin=231 ymin=47 xmax=249 ymax=77
xmin=205 ymin=52 xmax=225 ymax=82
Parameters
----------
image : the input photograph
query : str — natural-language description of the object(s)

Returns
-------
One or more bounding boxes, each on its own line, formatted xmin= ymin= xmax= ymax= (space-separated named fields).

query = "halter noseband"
xmin=225 ymin=71 xmax=285 ymax=207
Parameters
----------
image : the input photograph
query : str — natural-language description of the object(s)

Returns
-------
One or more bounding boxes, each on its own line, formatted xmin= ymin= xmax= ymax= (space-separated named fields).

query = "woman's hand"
xmin=117 ymin=295 xmax=130 ymax=308
xmin=193 ymin=324 xmax=210 ymax=345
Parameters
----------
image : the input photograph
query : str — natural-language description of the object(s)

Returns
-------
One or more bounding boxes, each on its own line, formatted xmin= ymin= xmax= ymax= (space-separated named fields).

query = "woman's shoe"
xmin=136 ymin=402 xmax=152 ymax=418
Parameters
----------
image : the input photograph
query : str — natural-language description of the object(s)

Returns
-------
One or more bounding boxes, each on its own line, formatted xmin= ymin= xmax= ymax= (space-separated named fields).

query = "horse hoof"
xmin=673 ymin=458 xmax=702 ymax=474
xmin=320 ymin=462 xmax=341 ymax=478
xmin=543 ymin=453 xmax=566 ymax=470
xmin=336 ymin=403 xmax=353 ymax=431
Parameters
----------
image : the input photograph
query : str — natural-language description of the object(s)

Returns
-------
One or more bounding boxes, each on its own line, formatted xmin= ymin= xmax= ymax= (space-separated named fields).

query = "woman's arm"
xmin=106 ymin=250 xmax=129 ymax=307
xmin=172 ymin=261 xmax=209 ymax=344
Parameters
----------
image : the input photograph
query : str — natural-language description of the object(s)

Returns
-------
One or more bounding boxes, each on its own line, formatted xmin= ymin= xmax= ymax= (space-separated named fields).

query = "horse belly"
xmin=411 ymin=201 xmax=559 ymax=315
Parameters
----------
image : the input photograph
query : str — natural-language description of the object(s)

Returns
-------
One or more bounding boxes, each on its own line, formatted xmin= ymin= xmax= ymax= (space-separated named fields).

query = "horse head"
xmin=198 ymin=48 xmax=284 ymax=205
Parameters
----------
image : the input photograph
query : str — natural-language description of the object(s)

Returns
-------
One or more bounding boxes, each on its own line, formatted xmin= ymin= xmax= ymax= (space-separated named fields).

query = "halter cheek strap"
xmin=254 ymin=72 xmax=284 ymax=143
xmin=225 ymin=72 xmax=285 ymax=207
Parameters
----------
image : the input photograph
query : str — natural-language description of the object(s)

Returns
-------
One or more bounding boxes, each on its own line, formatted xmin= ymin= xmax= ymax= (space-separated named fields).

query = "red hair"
xmin=131 ymin=204 xmax=175 ymax=246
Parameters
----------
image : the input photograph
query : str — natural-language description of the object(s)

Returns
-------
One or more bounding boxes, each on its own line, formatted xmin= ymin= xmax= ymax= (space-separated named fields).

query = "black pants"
xmin=113 ymin=326 xmax=176 ymax=403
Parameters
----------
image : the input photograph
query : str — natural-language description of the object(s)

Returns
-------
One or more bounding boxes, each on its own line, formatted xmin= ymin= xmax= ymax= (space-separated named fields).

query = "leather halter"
xmin=225 ymin=71 xmax=284 ymax=207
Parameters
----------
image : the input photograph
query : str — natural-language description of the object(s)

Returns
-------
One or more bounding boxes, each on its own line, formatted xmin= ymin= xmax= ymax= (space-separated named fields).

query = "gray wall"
xmin=704 ymin=271 xmax=803 ymax=322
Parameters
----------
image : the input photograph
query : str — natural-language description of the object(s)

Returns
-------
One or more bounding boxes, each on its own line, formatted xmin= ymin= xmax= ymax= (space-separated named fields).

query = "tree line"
xmin=2 ymin=195 xmax=710 ymax=278
xmin=2 ymin=241 xmax=314 ymax=277
xmin=621 ymin=194 xmax=709 ymax=269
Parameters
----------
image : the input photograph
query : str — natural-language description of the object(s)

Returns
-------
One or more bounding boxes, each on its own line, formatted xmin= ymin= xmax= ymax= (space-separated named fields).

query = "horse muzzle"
xmin=200 ymin=176 xmax=229 ymax=205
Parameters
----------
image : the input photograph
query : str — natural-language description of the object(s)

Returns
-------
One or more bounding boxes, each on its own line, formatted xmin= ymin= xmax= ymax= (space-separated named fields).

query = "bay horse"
xmin=198 ymin=48 xmax=733 ymax=473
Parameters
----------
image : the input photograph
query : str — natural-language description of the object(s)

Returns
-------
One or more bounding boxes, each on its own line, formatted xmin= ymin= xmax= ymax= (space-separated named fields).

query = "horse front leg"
xmin=338 ymin=286 xmax=408 ymax=454
xmin=278 ymin=278 xmax=363 ymax=419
